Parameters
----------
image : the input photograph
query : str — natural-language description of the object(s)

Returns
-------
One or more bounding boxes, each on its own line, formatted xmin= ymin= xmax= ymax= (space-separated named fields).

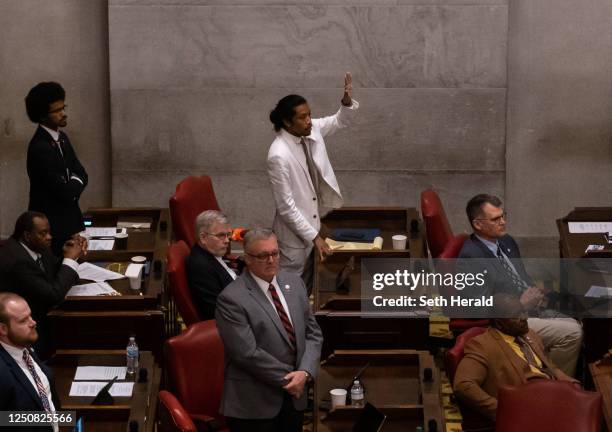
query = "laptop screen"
xmin=352 ymin=402 xmax=386 ymax=432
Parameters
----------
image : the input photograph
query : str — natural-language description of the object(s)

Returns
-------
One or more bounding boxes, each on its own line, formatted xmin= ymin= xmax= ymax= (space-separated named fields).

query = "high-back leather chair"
xmin=167 ymin=241 xmax=201 ymax=327
xmin=445 ymin=326 xmax=493 ymax=432
xmin=170 ymin=175 xmax=221 ymax=247
xmin=159 ymin=320 xmax=227 ymax=432
xmin=496 ymin=381 xmax=603 ymax=432
xmin=421 ymin=190 xmax=490 ymax=332
xmin=421 ymin=189 xmax=455 ymax=258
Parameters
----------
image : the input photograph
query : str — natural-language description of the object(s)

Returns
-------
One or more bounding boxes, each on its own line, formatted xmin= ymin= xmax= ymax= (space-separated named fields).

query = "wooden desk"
xmin=315 ymin=208 xmax=429 ymax=357
xmin=589 ymin=352 xmax=612 ymax=432
xmin=48 ymin=208 xmax=171 ymax=360
xmin=557 ymin=207 xmax=612 ymax=363
xmin=315 ymin=350 xmax=444 ymax=432
xmin=53 ymin=350 xmax=160 ymax=432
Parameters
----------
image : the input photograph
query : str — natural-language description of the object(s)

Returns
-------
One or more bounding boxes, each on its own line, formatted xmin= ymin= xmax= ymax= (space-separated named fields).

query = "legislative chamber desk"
xmin=315 ymin=350 xmax=444 ymax=431
xmin=315 ymin=208 xmax=429 ymax=358
xmin=53 ymin=350 xmax=160 ymax=432
xmin=557 ymin=207 xmax=612 ymax=364
xmin=48 ymin=208 xmax=170 ymax=360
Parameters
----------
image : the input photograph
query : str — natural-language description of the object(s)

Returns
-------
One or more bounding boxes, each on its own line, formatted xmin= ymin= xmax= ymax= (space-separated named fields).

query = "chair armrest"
xmin=158 ymin=390 xmax=197 ymax=432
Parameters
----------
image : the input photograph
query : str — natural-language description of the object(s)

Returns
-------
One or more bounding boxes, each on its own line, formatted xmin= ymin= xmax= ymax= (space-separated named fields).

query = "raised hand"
xmin=341 ymin=72 xmax=353 ymax=106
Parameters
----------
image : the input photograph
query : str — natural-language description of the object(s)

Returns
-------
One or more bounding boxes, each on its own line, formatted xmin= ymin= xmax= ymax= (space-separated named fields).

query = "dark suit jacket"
xmin=0 ymin=238 xmax=79 ymax=355
xmin=0 ymin=344 xmax=60 ymax=431
xmin=453 ymin=327 xmax=574 ymax=420
xmin=185 ymin=245 xmax=235 ymax=320
xmin=27 ymin=126 xmax=88 ymax=241
xmin=458 ymin=234 xmax=533 ymax=297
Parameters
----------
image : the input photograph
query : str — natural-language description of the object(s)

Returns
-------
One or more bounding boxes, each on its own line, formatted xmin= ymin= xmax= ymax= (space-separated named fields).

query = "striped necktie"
xmin=22 ymin=349 xmax=52 ymax=412
xmin=496 ymin=246 xmax=528 ymax=292
xmin=515 ymin=336 xmax=554 ymax=379
xmin=268 ymin=284 xmax=296 ymax=351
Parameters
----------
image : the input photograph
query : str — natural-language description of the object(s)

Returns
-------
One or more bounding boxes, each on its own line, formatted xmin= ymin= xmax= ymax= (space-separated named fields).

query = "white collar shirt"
xmin=214 ymin=256 xmax=237 ymax=280
xmin=250 ymin=272 xmax=293 ymax=325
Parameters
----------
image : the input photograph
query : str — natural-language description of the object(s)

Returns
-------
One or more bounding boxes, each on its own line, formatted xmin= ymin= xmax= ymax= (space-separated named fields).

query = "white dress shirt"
xmin=214 ymin=256 xmax=237 ymax=280
xmin=250 ymin=272 xmax=293 ymax=325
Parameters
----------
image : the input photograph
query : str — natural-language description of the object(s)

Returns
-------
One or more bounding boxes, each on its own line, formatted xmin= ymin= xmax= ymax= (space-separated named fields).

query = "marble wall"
xmin=0 ymin=0 xmax=110 ymax=237
xmin=109 ymin=0 xmax=508 ymax=233
xmin=506 ymin=0 xmax=612 ymax=236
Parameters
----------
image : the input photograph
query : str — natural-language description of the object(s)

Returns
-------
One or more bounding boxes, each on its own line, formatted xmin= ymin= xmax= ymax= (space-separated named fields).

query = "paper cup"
xmin=330 ymin=388 xmax=347 ymax=408
xmin=129 ymin=276 xmax=141 ymax=290
xmin=392 ymin=234 xmax=407 ymax=250
xmin=114 ymin=232 xmax=128 ymax=250
xmin=131 ymin=255 xmax=146 ymax=264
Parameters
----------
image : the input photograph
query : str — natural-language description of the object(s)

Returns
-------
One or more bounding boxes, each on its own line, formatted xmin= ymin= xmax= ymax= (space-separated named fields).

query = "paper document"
xmin=568 ymin=222 xmax=612 ymax=234
xmin=88 ymin=240 xmax=115 ymax=251
xmin=585 ymin=285 xmax=612 ymax=298
xmin=67 ymin=282 xmax=120 ymax=297
xmin=74 ymin=366 xmax=127 ymax=381
xmin=77 ymin=262 xmax=125 ymax=282
xmin=325 ymin=237 xmax=383 ymax=251
xmin=85 ymin=227 xmax=126 ymax=237
xmin=117 ymin=221 xmax=151 ymax=229
xmin=69 ymin=381 xmax=134 ymax=397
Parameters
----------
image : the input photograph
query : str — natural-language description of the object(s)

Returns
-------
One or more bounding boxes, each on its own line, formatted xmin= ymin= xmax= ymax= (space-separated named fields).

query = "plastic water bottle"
xmin=350 ymin=380 xmax=364 ymax=407
xmin=126 ymin=336 xmax=139 ymax=375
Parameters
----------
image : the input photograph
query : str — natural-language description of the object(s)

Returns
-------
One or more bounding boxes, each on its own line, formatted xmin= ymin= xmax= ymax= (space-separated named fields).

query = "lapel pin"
xmin=284 ymin=284 xmax=290 ymax=291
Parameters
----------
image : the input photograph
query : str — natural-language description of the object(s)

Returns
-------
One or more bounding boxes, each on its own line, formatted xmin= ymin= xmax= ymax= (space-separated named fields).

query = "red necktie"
xmin=268 ymin=284 xmax=296 ymax=351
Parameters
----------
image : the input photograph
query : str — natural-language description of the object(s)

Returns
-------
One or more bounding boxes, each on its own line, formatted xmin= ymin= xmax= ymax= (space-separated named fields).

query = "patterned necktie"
xmin=515 ymin=337 xmax=553 ymax=379
xmin=496 ymin=246 xmax=528 ymax=292
xmin=22 ymin=349 xmax=52 ymax=412
xmin=268 ymin=284 xmax=296 ymax=351
xmin=300 ymin=137 xmax=321 ymax=200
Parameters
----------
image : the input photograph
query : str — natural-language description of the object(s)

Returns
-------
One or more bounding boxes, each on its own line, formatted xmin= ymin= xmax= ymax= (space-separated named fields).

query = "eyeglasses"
xmin=474 ymin=212 xmax=507 ymax=224
xmin=246 ymin=250 xmax=280 ymax=262
xmin=204 ymin=231 xmax=233 ymax=240
xmin=48 ymin=105 xmax=67 ymax=114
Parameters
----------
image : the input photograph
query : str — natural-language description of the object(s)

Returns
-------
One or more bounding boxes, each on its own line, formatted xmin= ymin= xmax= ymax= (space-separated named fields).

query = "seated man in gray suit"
xmin=215 ymin=228 xmax=323 ymax=432
xmin=458 ymin=194 xmax=582 ymax=376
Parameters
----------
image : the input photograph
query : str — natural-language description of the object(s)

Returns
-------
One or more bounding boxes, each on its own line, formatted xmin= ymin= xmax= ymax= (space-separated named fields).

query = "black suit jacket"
xmin=0 ymin=344 xmax=60 ymax=432
xmin=27 ymin=126 xmax=88 ymax=241
xmin=0 ymin=238 xmax=79 ymax=356
xmin=185 ymin=245 xmax=235 ymax=320
xmin=458 ymin=234 xmax=533 ymax=297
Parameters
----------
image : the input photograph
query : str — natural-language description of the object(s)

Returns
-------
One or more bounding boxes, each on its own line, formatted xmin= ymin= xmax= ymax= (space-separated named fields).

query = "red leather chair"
xmin=158 ymin=391 xmax=197 ymax=432
xmin=496 ymin=381 xmax=603 ymax=432
xmin=421 ymin=189 xmax=455 ymax=259
xmin=159 ymin=320 xmax=227 ymax=432
xmin=167 ymin=241 xmax=202 ymax=327
xmin=421 ymin=190 xmax=490 ymax=332
xmin=444 ymin=326 xmax=493 ymax=432
xmin=170 ymin=175 xmax=221 ymax=247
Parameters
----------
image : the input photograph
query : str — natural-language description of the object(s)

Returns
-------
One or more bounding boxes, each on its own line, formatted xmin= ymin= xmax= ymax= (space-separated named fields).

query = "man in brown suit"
xmin=453 ymin=294 xmax=578 ymax=421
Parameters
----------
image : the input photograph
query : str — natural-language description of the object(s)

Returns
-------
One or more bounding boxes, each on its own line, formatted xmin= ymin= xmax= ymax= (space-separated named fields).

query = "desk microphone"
xmin=410 ymin=219 xmax=419 ymax=238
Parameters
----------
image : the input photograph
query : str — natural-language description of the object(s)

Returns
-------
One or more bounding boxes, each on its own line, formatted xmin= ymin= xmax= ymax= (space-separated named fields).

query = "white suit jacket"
xmin=267 ymin=100 xmax=359 ymax=249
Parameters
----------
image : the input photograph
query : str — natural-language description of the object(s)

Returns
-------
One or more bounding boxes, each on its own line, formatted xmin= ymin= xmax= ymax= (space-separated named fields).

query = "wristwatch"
xmin=303 ymin=370 xmax=312 ymax=382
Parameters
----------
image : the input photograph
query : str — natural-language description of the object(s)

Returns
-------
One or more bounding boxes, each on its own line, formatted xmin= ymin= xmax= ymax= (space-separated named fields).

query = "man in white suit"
xmin=215 ymin=228 xmax=323 ymax=432
xmin=267 ymin=73 xmax=359 ymax=289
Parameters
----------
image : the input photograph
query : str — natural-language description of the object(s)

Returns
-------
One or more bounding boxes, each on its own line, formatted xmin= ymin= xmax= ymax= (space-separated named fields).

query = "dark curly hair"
xmin=25 ymin=81 xmax=65 ymax=123
xmin=269 ymin=94 xmax=307 ymax=132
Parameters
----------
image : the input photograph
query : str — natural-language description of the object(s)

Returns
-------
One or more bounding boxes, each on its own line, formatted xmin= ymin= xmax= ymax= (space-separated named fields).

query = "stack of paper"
xmin=77 ymin=262 xmax=125 ymax=282
xmin=67 ymin=282 xmax=120 ymax=297
xmin=69 ymin=366 xmax=133 ymax=397
xmin=325 ymin=237 xmax=384 ymax=251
